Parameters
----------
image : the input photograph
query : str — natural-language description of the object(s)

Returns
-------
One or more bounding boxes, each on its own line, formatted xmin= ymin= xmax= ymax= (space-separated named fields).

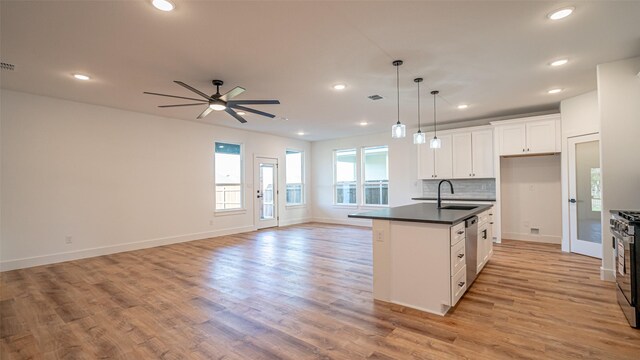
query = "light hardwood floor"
xmin=1 ymin=223 xmax=639 ymax=359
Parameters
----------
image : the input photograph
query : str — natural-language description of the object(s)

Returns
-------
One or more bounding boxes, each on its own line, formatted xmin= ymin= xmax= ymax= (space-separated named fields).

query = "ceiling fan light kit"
xmin=144 ymin=79 xmax=280 ymax=123
xmin=391 ymin=60 xmax=406 ymax=139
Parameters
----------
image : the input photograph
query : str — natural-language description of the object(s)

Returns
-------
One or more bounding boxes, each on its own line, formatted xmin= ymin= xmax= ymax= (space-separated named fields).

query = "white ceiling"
xmin=1 ymin=1 xmax=639 ymax=141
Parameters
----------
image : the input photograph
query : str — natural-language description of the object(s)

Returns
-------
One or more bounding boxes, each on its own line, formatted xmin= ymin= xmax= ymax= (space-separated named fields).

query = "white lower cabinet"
xmin=476 ymin=209 xmax=494 ymax=272
xmin=451 ymin=265 xmax=467 ymax=306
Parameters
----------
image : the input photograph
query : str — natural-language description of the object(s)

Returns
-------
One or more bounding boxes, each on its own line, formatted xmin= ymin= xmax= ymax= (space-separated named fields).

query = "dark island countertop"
xmin=411 ymin=197 xmax=496 ymax=202
xmin=348 ymin=203 xmax=492 ymax=225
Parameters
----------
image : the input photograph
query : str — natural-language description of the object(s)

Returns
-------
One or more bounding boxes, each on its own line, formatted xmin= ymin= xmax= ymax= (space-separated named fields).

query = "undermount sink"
xmin=439 ymin=205 xmax=478 ymax=211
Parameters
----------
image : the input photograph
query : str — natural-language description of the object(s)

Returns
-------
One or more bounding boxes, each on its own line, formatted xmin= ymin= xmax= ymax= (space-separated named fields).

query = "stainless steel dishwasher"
xmin=465 ymin=216 xmax=478 ymax=286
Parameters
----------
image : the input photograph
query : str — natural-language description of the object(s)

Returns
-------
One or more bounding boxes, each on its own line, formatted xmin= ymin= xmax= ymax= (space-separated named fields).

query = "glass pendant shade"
xmin=430 ymin=136 xmax=442 ymax=149
xmin=392 ymin=122 xmax=406 ymax=138
xmin=413 ymin=131 xmax=426 ymax=144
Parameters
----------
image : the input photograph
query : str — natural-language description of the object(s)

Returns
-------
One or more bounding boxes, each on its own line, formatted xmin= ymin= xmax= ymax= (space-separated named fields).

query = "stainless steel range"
xmin=610 ymin=210 xmax=640 ymax=328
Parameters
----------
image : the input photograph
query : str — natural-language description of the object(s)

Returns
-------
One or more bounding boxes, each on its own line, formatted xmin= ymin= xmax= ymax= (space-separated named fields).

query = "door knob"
xmin=569 ymin=198 xmax=576 ymax=203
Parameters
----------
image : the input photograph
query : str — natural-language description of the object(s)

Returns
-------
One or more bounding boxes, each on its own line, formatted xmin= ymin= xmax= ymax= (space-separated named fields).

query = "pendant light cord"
xmin=396 ymin=64 xmax=400 ymax=124
xmin=417 ymin=81 xmax=421 ymax=131
xmin=433 ymin=92 xmax=437 ymax=136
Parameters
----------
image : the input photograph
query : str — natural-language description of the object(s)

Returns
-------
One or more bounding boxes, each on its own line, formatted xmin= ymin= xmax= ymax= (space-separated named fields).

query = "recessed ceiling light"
xmin=73 ymin=73 xmax=91 ymax=81
xmin=550 ymin=59 xmax=569 ymax=67
xmin=236 ymin=111 xmax=246 ymax=115
xmin=297 ymin=131 xmax=305 ymax=136
xmin=333 ymin=84 xmax=347 ymax=90
xmin=548 ymin=7 xmax=574 ymax=20
xmin=548 ymin=88 xmax=563 ymax=94
xmin=152 ymin=0 xmax=175 ymax=12
xmin=457 ymin=104 xmax=468 ymax=110
xmin=359 ymin=121 xmax=368 ymax=126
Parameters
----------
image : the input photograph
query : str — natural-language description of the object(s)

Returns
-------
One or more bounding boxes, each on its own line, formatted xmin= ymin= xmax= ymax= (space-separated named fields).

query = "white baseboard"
xmin=600 ymin=267 xmax=615 ymax=281
xmin=0 ymin=225 xmax=255 ymax=272
xmin=311 ymin=217 xmax=372 ymax=228
xmin=502 ymin=232 xmax=561 ymax=244
xmin=278 ymin=217 xmax=312 ymax=227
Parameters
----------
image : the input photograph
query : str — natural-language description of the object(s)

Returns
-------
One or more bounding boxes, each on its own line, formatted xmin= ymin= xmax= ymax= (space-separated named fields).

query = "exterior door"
xmin=254 ymin=157 xmax=278 ymax=229
xmin=568 ymin=134 xmax=602 ymax=258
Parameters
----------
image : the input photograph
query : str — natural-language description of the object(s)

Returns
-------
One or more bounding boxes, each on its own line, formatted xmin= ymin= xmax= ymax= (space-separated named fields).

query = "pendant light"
xmin=430 ymin=90 xmax=441 ymax=149
xmin=391 ymin=60 xmax=406 ymax=139
xmin=413 ymin=77 xmax=426 ymax=144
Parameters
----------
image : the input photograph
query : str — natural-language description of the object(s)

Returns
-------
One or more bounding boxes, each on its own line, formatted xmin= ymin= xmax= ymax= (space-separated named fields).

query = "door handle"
xmin=569 ymin=198 xmax=576 ymax=203
xmin=457 ymin=253 xmax=465 ymax=259
xmin=458 ymin=281 xmax=465 ymax=287
xmin=257 ymin=195 xmax=263 ymax=198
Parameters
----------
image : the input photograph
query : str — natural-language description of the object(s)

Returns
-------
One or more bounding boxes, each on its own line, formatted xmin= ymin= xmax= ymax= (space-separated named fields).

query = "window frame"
xmin=285 ymin=148 xmax=305 ymax=207
xmin=333 ymin=148 xmax=359 ymax=207
xmin=214 ymin=141 xmax=245 ymax=214
xmin=361 ymin=145 xmax=389 ymax=207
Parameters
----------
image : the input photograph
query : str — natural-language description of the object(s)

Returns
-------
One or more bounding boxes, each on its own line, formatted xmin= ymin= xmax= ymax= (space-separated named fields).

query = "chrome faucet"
xmin=437 ymin=180 xmax=454 ymax=209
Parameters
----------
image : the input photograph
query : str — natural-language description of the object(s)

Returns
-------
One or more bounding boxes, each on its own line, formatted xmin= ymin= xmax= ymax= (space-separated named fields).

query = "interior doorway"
xmin=568 ymin=134 xmax=602 ymax=258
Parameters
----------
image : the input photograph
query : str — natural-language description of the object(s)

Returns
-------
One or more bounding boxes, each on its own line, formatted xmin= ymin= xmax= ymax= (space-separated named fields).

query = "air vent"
xmin=368 ymin=95 xmax=383 ymax=100
xmin=1 ymin=62 xmax=15 ymax=71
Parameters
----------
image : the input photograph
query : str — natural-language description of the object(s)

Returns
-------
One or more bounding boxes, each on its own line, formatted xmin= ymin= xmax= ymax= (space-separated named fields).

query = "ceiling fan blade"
xmin=158 ymin=103 xmax=206 ymax=108
xmin=219 ymin=86 xmax=246 ymax=101
xmin=144 ymin=92 xmax=208 ymax=102
xmin=174 ymin=81 xmax=212 ymax=100
xmin=229 ymin=104 xmax=276 ymax=118
xmin=227 ymin=100 xmax=280 ymax=105
xmin=197 ymin=107 xmax=214 ymax=119
xmin=225 ymin=108 xmax=248 ymax=123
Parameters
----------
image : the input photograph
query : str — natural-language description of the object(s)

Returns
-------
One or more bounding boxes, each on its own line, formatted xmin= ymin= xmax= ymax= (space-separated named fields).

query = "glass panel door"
xmin=254 ymin=157 xmax=278 ymax=229
xmin=569 ymin=134 xmax=602 ymax=258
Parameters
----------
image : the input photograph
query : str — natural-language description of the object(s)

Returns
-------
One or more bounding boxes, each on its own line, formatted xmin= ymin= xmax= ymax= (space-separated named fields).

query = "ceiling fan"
xmin=144 ymin=80 xmax=280 ymax=123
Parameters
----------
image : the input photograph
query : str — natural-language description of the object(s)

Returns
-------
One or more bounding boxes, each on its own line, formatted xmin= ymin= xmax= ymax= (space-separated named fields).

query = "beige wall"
xmin=1 ymin=90 xmax=312 ymax=270
xmin=597 ymin=56 xmax=640 ymax=279
xmin=500 ymin=155 xmax=562 ymax=243
xmin=311 ymin=131 xmax=421 ymax=226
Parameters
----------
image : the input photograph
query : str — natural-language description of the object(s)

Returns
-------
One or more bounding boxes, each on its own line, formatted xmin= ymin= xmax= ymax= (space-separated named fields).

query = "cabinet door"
xmin=485 ymin=220 xmax=493 ymax=260
xmin=526 ymin=120 xmax=557 ymax=154
xmin=471 ymin=129 xmax=494 ymax=178
xmin=452 ymin=132 xmax=472 ymax=179
xmin=417 ymin=143 xmax=435 ymax=179
xmin=434 ymin=134 xmax=453 ymax=179
xmin=499 ymin=124 xmax=526 ymax=155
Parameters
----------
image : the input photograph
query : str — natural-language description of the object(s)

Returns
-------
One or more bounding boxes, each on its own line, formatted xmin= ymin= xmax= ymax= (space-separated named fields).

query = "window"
xmin=334 ymin=149 xmax=357 ymax=205
xmin=363 ymin=146 xmax=389 ymax=205
xmin=285 ymin=150 xmax=304 ymax=205
xmin=215 ymin=142 xmax=242 ymax=211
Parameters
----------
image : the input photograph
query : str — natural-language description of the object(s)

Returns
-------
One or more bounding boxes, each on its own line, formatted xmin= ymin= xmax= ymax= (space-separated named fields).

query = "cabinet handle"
xmin=458 ymin=281 xmax=465 ymax=287
xmin=527 ymin=148 xmax=530 ymax=152
xmin=469 ymin=173 xmax=472 ymax=177
xmin=457 ymin=230 xmax=464 ymax=235
xmin=522 ymin=148 xmax=525 ymax=152
xmin=457 ymin=253 xmax=465 ymax=259
xmin=490 ymin=222 xmax=494 ymax=225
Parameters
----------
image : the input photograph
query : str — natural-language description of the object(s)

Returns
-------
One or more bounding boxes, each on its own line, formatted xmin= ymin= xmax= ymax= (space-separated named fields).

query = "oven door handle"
xmin=611 ymin=228 xmax=634 ymax=244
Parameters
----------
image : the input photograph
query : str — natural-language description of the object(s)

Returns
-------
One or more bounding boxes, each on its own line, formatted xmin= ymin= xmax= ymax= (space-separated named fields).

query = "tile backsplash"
xmin=422 ymin=178 xmax=496 ymax=199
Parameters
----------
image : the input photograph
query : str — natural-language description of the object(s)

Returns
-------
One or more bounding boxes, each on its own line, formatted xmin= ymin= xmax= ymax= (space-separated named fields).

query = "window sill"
xmin=285 ymin=204 xmax=306 ymax=209
xmin=214 ymin=209 xmax=247 ymax=217
xmin=333 ymin=204 xmax=359 ymax=209
xmin=359 ymin=204 xmax=390 ymax=210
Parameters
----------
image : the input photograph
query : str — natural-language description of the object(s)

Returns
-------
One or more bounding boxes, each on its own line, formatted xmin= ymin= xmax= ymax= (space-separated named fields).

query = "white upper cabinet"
xmin=452 ymin=129 xmax=494 ymax=179
xmin=493 ymin=114 xmax=560 ymax=156
xmin=418 ymin=133 xmax=453 ymax=179
xmin=471 ymin=129 xmax=494 ymax=178
xmin=526 ymin=120 xmax=557 ymax=153
xmin=498 ymin=124 xmax=527 ymax=156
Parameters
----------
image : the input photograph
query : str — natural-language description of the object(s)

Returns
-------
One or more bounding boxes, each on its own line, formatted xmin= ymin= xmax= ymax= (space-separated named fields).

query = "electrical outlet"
xmin=65 ymin=236 xmax=72 ymax=244
xmin=375 ymin=230 xmax=385 ymax=242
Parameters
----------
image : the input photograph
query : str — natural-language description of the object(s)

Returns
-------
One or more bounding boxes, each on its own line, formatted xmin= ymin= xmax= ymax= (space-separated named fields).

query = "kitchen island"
xmin=349 ymin=203 xmax=494 ymax=315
